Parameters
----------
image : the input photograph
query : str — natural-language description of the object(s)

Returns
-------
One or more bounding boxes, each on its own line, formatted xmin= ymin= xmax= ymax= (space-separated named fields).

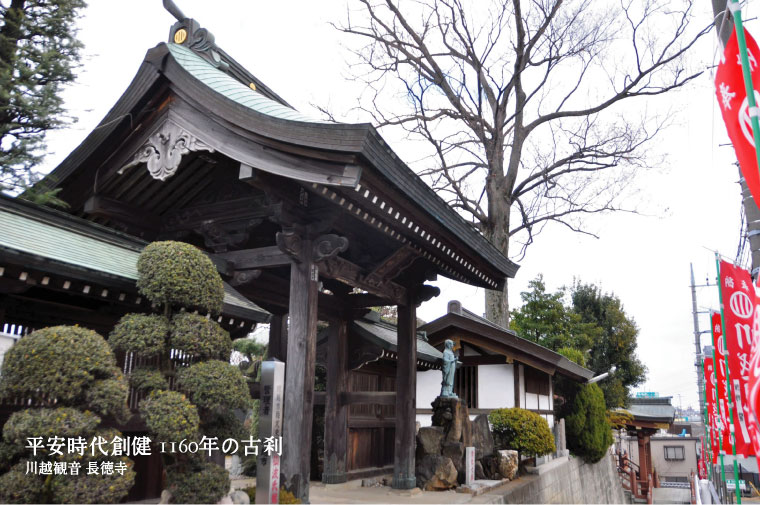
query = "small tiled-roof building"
xmin=416 ymin=300 xmax=594 ymax=427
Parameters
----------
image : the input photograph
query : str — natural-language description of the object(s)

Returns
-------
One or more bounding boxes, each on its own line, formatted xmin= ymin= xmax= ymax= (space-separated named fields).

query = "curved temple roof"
xmin=39 ymin=16 xmax=519 ymax=290
xmin=167 ymin=43 xmax=329 ymax=124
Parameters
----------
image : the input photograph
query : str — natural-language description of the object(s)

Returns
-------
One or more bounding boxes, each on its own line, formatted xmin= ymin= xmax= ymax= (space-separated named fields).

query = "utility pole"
xmin=692 ymin=264 xmax=706 ymax=417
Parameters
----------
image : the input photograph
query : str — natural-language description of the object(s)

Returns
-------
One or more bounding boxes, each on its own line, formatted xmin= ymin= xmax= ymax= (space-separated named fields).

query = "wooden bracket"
xmin=230 ymin=269 xmax=262 ymax=287
xmin=312 ymin=234 xmax=348 ymax=262
xmin=414 ymin=284 xmax=441 ymax=306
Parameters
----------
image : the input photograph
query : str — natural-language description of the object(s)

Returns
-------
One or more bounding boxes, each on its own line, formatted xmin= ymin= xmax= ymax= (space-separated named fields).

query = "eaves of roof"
xmin=40 ymin=41 xmax=518 ymax=287
xmin=420 ymin=311 xmax=594 ymax=382
xmin=0 ymin=195 xmax=270 ymax=323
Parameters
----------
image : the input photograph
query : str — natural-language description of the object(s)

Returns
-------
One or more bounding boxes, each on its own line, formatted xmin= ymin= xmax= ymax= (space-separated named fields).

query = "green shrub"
xmin=0 ymin=462 xmax=45 ymax=503
xmin=565 ymin=383 xmax=613 ymax=462
xmin=139 ymin=390 xmax=200 ymax=444
xmin=3 ymin=408 xmax=100 ymax=447
xmin=279 ymin=488 xmax=302 ymax=504
xmin=0 ymin=326 xmax=116 ymax=404
xmin=176 ymin=360 xmax=251 ymax=412
xmin=48 ymin=456 xmax=135 ymax=504
xmin=557 ymin=347 xmax=586 ymax=367
xmin=84 ymin=370 xmax=131 ymax=423
xmin=108 ymin=313 xmax=169 ymax=356
xmin=166 ymin=460 xmax=230 ymax=504
xmin=0 ymin=441 xmax=22 ymax=472
xmin=202 ymin=411 xmax=247 ymax=445
xmin=239 ymin=486 xmax=303 ymax=504
xmin=488 ymin=407 xmax=555 ymax=456
xmin=129 ymin=368 xmax=168 ymax=393
xmin=136 ymin=241 xmax=224 ymax=314
xmin=170 ymin=313 xmax=232 ymax=360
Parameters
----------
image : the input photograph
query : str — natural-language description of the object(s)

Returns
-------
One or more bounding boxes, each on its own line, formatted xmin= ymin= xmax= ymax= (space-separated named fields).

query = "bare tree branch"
xmin=337 ymin=0 xmax=709 ymax=325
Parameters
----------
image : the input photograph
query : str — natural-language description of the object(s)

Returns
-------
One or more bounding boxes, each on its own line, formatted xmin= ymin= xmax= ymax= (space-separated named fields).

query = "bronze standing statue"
xmin=440 ymin=339 xmax=459 ymax=398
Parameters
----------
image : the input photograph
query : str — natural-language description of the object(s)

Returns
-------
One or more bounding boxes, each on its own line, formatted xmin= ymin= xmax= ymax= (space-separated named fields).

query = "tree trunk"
xmin=484 ymin=197 xmax=511 ymax=328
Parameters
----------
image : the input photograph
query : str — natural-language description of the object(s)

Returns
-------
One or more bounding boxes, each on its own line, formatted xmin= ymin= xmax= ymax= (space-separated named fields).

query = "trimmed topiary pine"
xmin=2 ymin=408 xmax=100 ymax=447
xmin=170 ymin=312 xmax=232 ymax=360
xmin=85 ymin=370 xmax=132 ymax=423
xmin=166 ymin=459 xmax=231 ymax=504
xmin=176 ymin=360 xmax=252 ymax=413
xmin=114 ymin=240 xmax=254 ymax=501
xmin=139 ymin=390 xmax=200 ymax=445
xmin=488 ymin=407 xmax=555 ymax=457
xmin=136 ymin=241 xmax=224 ymax=314
xmin=128 ymin=368 xmax=169 ymax=394
xmin=564 ymin=383 xmax=614 ymax=462
xmin=0 ymin=325 xmax=117 ymax=404
xmin=0 ymin=325 xmax=135 ymax=503
xmin=109 ymin=313 xmax=169 ymax=357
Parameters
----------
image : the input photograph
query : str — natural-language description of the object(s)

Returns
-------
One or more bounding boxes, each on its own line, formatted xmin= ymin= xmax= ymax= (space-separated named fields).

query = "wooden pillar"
xmin=281 ymin=239 xmax=318 ymax=503
xmin=322 ymin=319 xmax=349 ymax=484
xmin=514 ymin=363 xmax=521 ymax=408
xmin=267 ymin=313 xmax=288 ymax=362
xmin=637 ymin=431 xmax=650 ymax=490
xmin=392 ymin=299 xmax=417 ymax=489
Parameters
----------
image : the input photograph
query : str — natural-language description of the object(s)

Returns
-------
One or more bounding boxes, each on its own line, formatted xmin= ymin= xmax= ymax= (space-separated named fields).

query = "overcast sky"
xmin=36 ymin=0 xmax=756 ymax=410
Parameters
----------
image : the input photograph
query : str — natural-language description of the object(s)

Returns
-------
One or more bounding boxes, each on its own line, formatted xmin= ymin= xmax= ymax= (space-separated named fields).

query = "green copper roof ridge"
xmin=166 ymin=43 xmax=331 ymax=125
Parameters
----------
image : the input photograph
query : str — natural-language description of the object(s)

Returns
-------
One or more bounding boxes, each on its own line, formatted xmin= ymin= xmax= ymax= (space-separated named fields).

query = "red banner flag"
xmin=704 ymin=357 xmax=721 ymax=464
xmin=712 ymin=311 xmax=734 ymax=458
xmin=748 ymin=278 xmax=760 ymax=455
xmin=715 ymin=27 xmax=760 ymax=207
xmin=719 ymin=261 xmax=760 ymax=456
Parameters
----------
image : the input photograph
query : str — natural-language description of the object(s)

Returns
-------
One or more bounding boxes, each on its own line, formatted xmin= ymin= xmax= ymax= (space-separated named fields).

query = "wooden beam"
xmin=162 ymin=196 xmax=275 ymax=230
xmin=217 ymin=246 xmax=290 ymax=270
xmin=367 ymin=246 xmax=418 ymax=282
xmin=320 ymin=255 xmax=406 ymax=306
xmin=392 ymin=297 xmax=417 ymax=489
xmin=341 ymin=391 xmax=396 ymax=406
xmin=323 ymin=320 xmax=349 ymax=484
xmin=281 ymin=237 xmax=318 ymax=503
xmin=267 ymin=313 xmax=288 ymax=362
xmin=83 ymin=195 xmax=159 ymax=232
xmin=346 ymin=293 xmax=394 ymax=308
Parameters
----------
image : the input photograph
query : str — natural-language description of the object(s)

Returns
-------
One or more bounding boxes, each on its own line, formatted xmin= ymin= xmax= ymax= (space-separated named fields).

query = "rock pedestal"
xmin=416 ymin=397 xmax=514 ymax=489
xmin=431 ymin=396 xmax=472 ymax=446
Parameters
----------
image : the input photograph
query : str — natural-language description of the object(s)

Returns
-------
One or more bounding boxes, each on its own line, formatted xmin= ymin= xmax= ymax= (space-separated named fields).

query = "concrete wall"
xmin=499 ymin=452 xmax=627 ymax=504
xmin=618 ymin=435 xmax=699 ymax=482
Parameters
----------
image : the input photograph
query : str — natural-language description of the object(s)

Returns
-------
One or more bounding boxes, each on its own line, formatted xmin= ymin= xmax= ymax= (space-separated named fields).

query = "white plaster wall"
xmin=462 ymin=344 xmax=480 ymax=356
xmin=539 ymin=393 xmax=551 ymax=410
xmin=477 ymin=364 xmax=515 ymax=409
xmin=525 ymin=392 xmax=539 ymax=410
xmin=416 ymin=369 xmax=440 ymax=410
xmin=416 ymin=414 xmax=433 ymax=428
xmin=0 ymin=333 xmax=19 ymax=373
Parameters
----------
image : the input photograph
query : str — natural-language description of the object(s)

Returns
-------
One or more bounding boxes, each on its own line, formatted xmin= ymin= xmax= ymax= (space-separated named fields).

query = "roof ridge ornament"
xmin=163 ymin=0 xmax=229 ymax=72
xmin=162 ymin=0 xmax=185 ymax=21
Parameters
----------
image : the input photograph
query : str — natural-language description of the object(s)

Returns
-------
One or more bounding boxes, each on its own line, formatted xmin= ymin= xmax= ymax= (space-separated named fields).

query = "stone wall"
xmin=498 ymin=451 xmax=626 ymax=504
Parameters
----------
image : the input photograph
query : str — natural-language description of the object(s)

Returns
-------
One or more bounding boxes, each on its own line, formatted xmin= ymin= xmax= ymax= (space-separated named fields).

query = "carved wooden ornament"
xmin=122 ymin=120 xmax=214 ymax=181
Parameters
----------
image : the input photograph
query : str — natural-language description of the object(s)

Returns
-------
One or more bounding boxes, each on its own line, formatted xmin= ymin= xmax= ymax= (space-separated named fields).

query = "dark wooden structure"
xmin=8 ymin=10 xmax=519 ymax=501
xmin=315 ymin=311 xmax=441 ymax=478
xmin=0 ymin=194 xmax=271 ymax=500
xmin=615 ymin=397 xmax=676 ymax=501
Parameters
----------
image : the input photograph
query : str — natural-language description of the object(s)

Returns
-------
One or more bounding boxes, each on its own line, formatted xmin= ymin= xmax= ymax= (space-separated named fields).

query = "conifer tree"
xmin=0 ymin=0 xmax=85 ymax=199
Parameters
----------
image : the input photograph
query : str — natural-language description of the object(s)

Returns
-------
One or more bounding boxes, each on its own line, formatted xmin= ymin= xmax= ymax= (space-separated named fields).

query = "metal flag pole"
xmin=701 ymin=361 xmax=713 ymax=481
xmin=728 ymin=0 xmax=760 ymax=182
xmin=716 ymin=253 xmax=743 ymax=504
xmin=709 ymin=309 xmax=730 ymax=501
